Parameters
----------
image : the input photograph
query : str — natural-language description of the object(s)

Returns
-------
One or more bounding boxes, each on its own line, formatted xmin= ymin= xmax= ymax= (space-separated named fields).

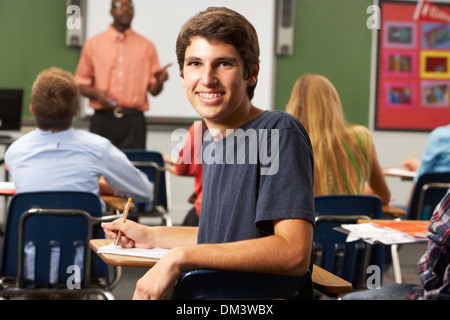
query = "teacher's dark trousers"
xmin=90 ymin=108 xmax=146 ymax=150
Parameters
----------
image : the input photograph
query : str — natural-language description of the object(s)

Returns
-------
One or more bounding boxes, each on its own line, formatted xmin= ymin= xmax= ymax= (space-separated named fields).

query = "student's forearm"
xmin=153 ymin=226 xmax=199 ymax=248
xmin=171 ymin=219 xmax=313 ymax=277
xmin=102 ymin=221 xmax=198 ymax=249
xmin=370 ymin=163 xmax=391 ymax=204
xmin=133 ymin=220 xmax=313 ymax=300
xmin=369 ymin=145 xmax=391 ymax=204
xmin=98 ymin=176 xmax=115 ymax=195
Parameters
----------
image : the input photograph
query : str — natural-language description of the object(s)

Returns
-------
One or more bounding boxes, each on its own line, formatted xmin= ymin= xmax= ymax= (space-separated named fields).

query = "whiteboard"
xmin=81 ymin=0 xmax=276 ymax=122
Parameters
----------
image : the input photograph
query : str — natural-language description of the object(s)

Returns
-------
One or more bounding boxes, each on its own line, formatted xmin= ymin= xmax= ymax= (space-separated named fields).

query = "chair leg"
xmin=109 ymin=266 xmax=122 ymax=290
xmin=391 ymin=244 xmax=402 ymax=283
xmin=94 ymin=289 xmax=115 ymax=300
xmin=162 ymin=213 xmax=173 ymax=227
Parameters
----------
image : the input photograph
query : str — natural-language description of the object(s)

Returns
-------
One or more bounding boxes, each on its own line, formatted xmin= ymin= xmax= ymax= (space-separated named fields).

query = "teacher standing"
xmin=75 ymin=0 xmax=169 ymax=149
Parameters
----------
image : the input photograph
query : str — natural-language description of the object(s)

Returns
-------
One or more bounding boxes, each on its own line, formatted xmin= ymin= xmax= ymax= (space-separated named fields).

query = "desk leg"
xmin=391 ymin=244 xmax=402 ymax=283
xmin=362 ymin=242 xmax=372 ymax=287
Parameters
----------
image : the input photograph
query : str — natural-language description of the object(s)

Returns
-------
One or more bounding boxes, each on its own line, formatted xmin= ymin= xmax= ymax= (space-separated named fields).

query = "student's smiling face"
xmin=181 ymin=37 xmax=257 ymax=127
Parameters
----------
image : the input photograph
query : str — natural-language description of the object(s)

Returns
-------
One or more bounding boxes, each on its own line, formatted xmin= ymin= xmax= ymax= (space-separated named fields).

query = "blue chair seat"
xmin=171 ymin=269 xmax=313 ymax=300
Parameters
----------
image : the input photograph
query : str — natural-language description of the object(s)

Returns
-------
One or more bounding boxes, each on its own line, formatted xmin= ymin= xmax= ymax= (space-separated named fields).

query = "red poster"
xmin=375 ymin=1 xmax=450 ymax=131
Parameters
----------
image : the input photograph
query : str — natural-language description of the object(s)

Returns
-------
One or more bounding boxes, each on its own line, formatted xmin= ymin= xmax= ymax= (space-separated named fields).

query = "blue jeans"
xmin=343 ymin=283 xmax=417 ymax=300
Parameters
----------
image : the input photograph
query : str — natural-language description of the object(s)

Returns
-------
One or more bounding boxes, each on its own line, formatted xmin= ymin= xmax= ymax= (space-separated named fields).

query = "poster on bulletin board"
xmin=375 ymin=0 xmax=450 ymax=131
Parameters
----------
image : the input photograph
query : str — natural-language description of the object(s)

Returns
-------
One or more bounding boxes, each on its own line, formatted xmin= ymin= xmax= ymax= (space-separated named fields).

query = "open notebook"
xmin=97 ymin=243 xmax=170 ymax=259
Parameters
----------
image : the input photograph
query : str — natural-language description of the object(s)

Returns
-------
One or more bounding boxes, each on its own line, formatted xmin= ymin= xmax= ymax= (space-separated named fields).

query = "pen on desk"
xmin=114 ymin=197 xmax=132 ymax=248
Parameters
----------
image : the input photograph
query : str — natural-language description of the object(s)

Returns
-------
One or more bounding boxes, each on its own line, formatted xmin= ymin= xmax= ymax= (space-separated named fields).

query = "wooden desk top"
xmin=382 ymin=204 xmax=406 ymax=218
xmin=90 ymin=239 xmax=353 ymax=294
xmin=311 ymin=264 xmax=352 ymax=294
xmin=89 ymin=239 xmax=159 ymax=267
xmin=100 ymin=195 xmax=135 ymax=212
xmin=0 ymin=189 xmax=133 ymax=208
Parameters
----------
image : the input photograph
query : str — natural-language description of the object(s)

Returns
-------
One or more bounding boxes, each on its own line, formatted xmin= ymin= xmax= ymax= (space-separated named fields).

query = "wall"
xmin=2 ymin=0 xmax=376 ymax=123
xmin=275 ymin=0 xmax=430 ymax=206
xmin=275 ymin=0 xmax=373 ymax=126
xmin=0 ymin=0 xmax=80 ymax=119
xmin=0 ymin=0 xmax=434 ymax=222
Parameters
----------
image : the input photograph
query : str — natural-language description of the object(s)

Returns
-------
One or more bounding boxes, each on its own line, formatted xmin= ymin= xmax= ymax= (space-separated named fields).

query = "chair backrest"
xmin=122 ymin=149 xmax=169 ymax=211
xmin=313 ymin=195 xmax=384 ymax=288
xmin=17 ymin=209 xmax=93 ymax=288
xmin=0 ymin=191 xmax=106 ymax=282
xmin=407 ymin=171 xmax=450 ymax=220
xmin=171 ymin=269 xmax=313 ymax=300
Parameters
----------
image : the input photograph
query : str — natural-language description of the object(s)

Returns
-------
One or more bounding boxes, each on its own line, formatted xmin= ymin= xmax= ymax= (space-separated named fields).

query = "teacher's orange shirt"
xmin=75 ymin=25 xmax=161 ymax=111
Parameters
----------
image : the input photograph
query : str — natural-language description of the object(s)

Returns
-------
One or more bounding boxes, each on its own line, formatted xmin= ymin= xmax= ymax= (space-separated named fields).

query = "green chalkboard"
xmin=0 ymin=0 xmax=81 ymax=120
xmin=274 ymin=0 xmax=373 ymax=127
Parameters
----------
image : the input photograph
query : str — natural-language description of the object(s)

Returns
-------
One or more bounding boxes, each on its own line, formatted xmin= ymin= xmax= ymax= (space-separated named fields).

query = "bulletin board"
xmin=375 ymin=0 xmax=450 ymax=131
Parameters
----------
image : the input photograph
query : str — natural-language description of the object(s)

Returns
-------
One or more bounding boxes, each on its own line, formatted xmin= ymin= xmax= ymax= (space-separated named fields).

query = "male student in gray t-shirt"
xmin=102 ymin=7 xmax=315 ymax=300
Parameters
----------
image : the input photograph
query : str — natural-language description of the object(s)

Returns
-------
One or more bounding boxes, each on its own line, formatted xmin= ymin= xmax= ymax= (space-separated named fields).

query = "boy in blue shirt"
xmin=5 ymin=67 xmax=153 ymax=212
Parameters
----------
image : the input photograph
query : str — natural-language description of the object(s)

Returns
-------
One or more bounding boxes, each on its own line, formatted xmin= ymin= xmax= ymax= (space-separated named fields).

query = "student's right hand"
xmin=101 ymin=219 xmax=153 ymax=249
xmin=402 ymin=158 xmax=420 ymax=171
xmin=133 ymin=248 xmax=185 ymax=300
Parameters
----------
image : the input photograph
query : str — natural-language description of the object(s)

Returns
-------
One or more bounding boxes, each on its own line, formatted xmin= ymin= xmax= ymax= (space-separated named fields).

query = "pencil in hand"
xmin=406 ymin=148 xmax=419 ymax=160
xmin=114 ymin=198 xmax=132 ymax=248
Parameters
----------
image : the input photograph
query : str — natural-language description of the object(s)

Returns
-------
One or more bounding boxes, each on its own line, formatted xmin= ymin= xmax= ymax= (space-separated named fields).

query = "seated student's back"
xmin=5 ymin=67 xmax=153 ymax=211
xmin=285 ymin=74 xmax=391 ymax=204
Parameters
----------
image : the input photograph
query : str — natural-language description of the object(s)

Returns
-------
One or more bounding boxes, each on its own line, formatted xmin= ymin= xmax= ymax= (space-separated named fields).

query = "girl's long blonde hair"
xmin=286 ymin=74 xmax=374 ymax=196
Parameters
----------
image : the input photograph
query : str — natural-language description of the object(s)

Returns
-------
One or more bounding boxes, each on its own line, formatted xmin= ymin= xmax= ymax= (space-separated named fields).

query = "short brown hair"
xmin=31 ymin=67 xmax=79 ymax=131
xmin=176 ymin=7 xmax=260 ymax=99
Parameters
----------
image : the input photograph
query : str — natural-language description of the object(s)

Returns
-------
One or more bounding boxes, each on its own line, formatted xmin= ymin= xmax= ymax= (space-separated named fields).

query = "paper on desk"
xmin=0 ymin=181 xmax=15 ymax=189
xmin=98 ymin=243 xmax=170 ymax=259
xmin=383 ymin=168 xmax=417 ymax=178
xmin=341 ymin=223 xmax=425 ymax=245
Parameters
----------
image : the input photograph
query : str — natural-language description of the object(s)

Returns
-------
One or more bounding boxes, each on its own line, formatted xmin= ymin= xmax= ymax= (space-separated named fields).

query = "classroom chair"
xmin=313 ymin=195 xmax=384 ymax=289
xmin=169 ymin=258 xmax=354 ymax=300
xmin=122 ymin=150 xmax=172 ymax=226
xmin=406 ymin=171 xmax=450 ymax=220
xmin=171 ymin=268 xmax=314 ymax=300
xmin=0 ymin=191 xmax=120 ymax=299
xmin=391 ymin=171 xmax=450 ymax=283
